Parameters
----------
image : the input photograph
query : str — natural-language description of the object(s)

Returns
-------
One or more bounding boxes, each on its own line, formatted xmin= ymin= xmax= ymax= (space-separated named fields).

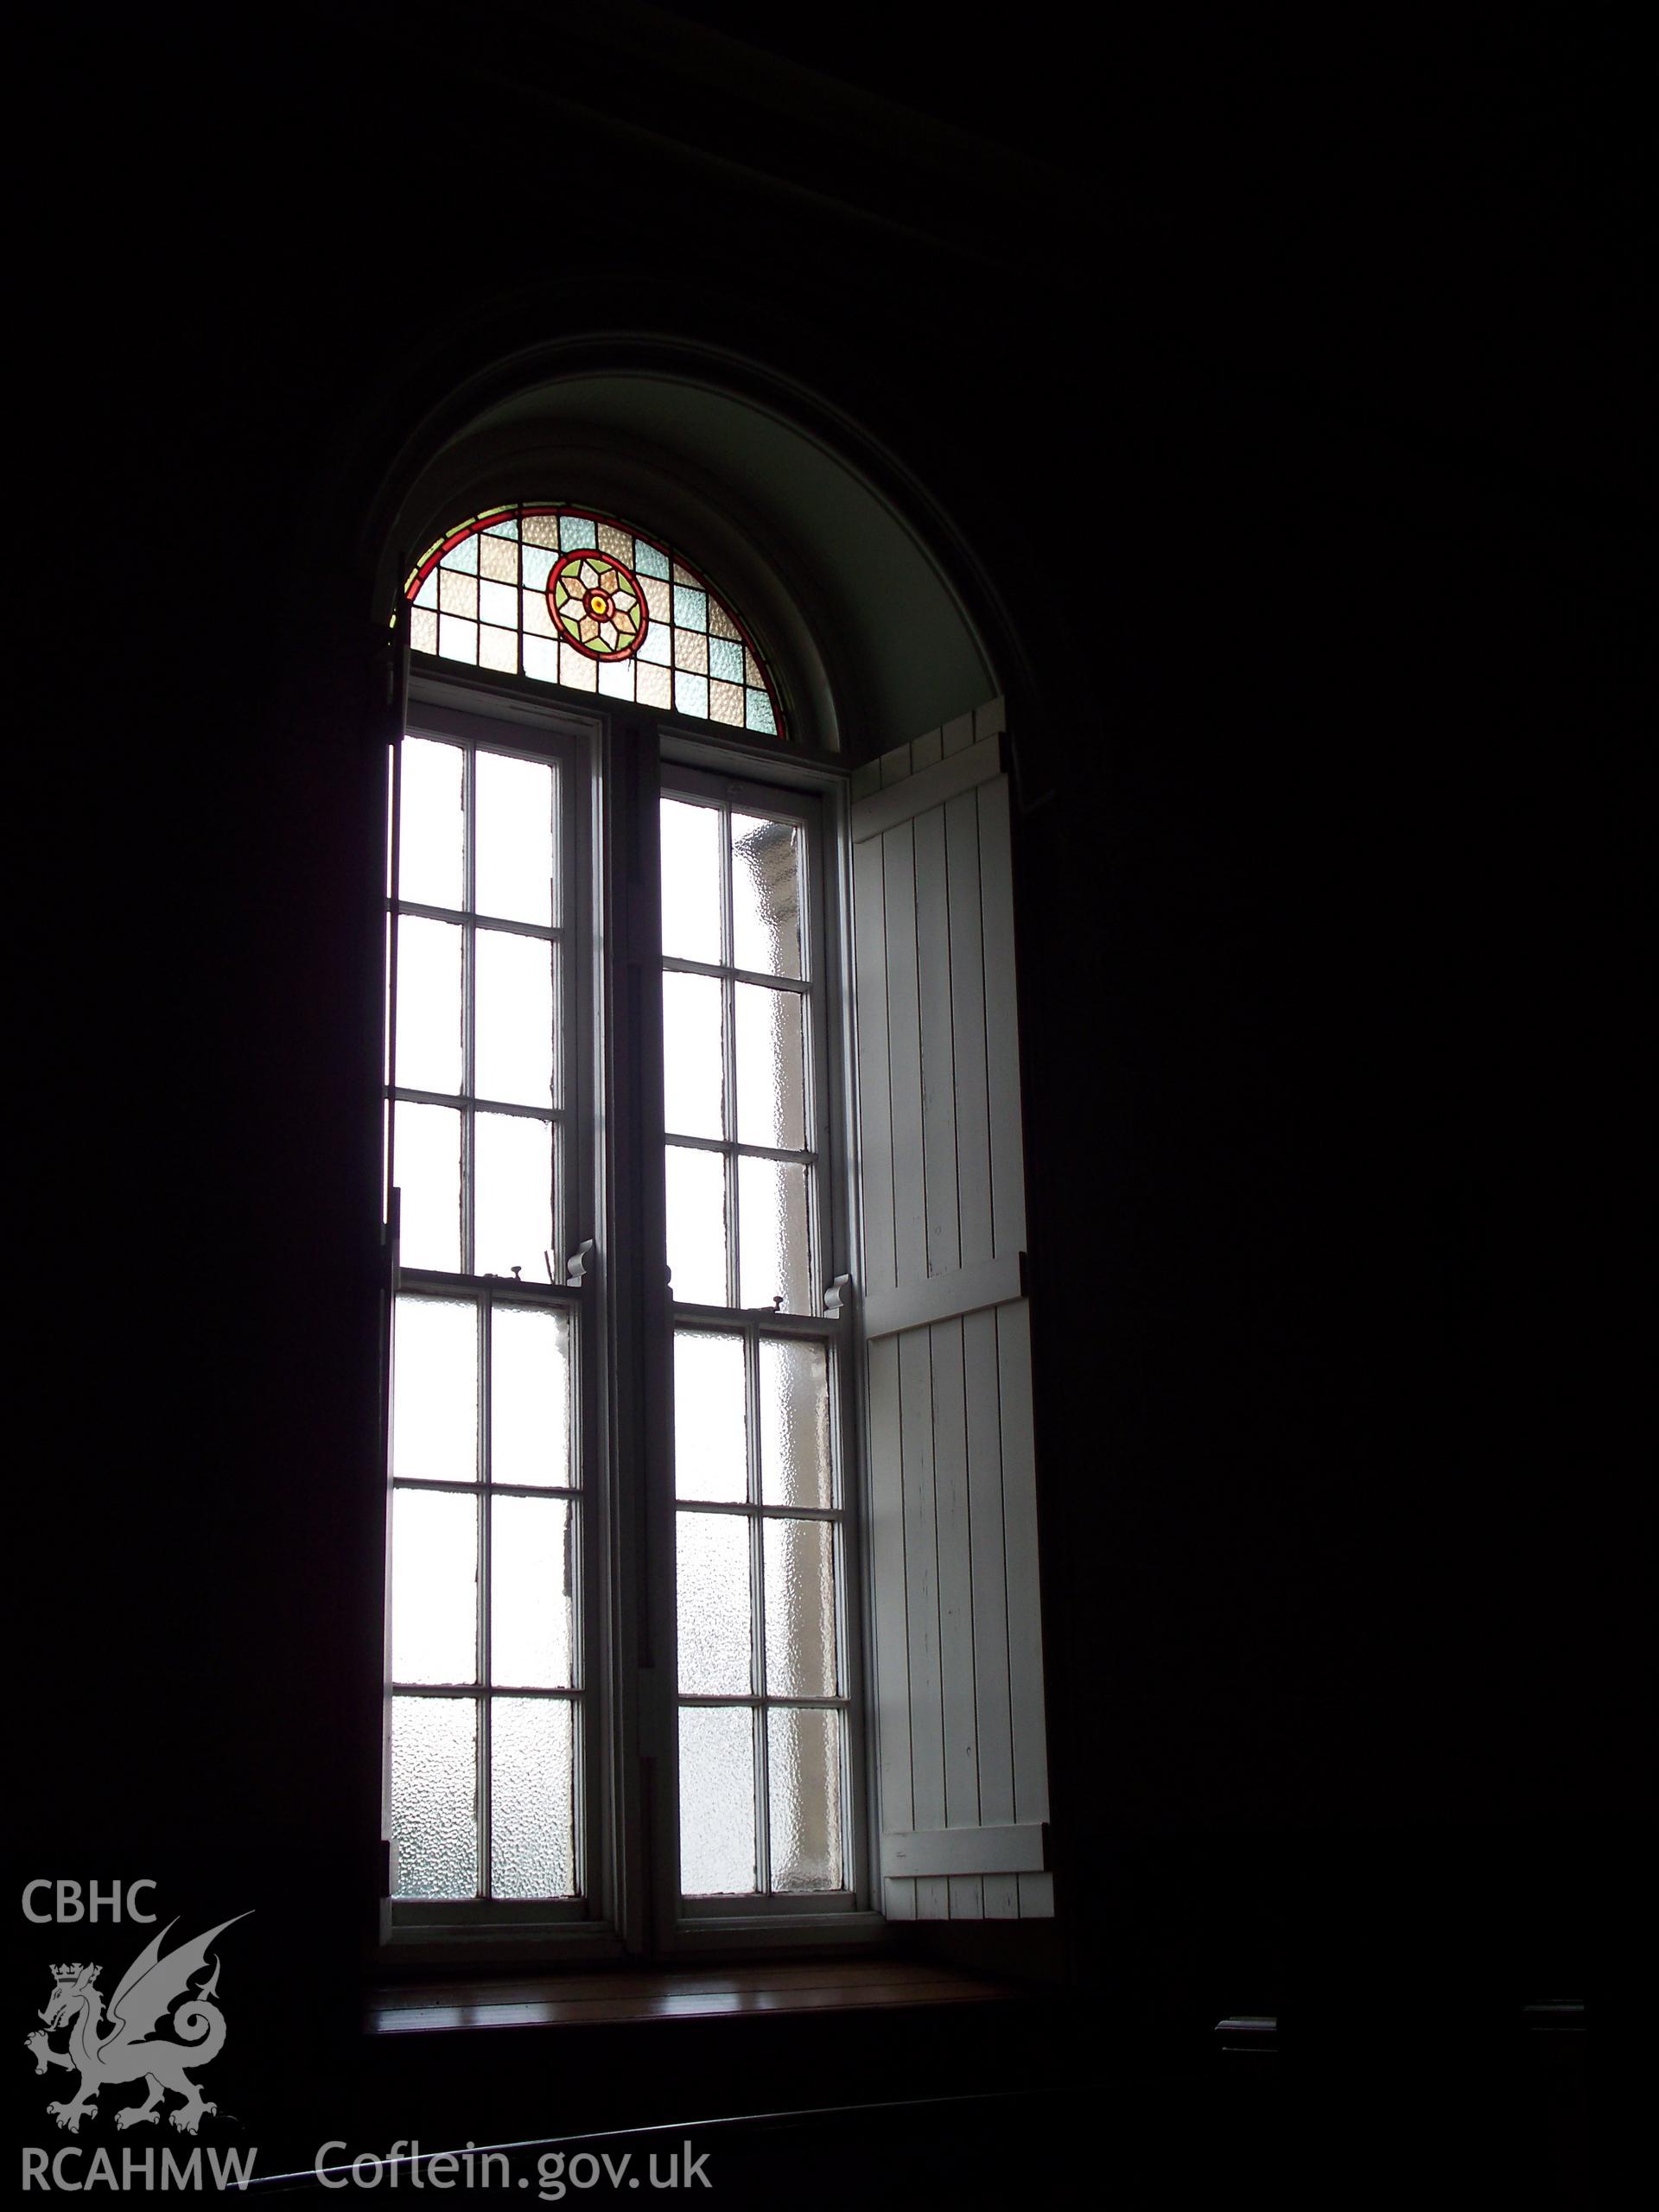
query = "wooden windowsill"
xmin=366 ymin=1959 xmax=1022 ymax=2035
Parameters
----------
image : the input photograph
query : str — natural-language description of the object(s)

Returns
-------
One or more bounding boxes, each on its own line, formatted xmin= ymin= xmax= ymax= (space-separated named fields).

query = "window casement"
xmin=378 ymin=500 xmax=1051 ymax=1961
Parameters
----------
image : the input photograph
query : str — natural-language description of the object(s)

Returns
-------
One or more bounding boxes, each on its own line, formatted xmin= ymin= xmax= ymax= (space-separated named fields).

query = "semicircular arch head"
xmin=372 ymin=351 xmax=1005 ymax=761
xmin=407 ymin=503 xmax=784 ymax=739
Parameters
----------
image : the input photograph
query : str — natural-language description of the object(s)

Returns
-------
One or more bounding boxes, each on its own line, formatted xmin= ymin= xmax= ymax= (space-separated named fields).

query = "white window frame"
xmin=647 ymin=749 xmax=877 ymax=1948
xmin=380 ymin=656 xmax=885 ymax=1961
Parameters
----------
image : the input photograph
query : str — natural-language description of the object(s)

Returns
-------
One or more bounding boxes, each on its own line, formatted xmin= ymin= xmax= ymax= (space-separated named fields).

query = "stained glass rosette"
xmin=547 ymin=550 xmax=646 ymax=661
xmin=404 ymin=505 xmax=784 ymax=738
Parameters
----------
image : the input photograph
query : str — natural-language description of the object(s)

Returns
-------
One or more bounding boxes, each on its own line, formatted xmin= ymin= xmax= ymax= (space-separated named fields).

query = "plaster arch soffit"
xmin=369 ymin=345 xmax=1008 ymax=763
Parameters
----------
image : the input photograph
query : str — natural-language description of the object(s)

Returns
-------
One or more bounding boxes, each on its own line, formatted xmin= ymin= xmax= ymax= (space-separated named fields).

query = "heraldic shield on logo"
xmin=24 ymin=1914 xmax=251 ymax=2137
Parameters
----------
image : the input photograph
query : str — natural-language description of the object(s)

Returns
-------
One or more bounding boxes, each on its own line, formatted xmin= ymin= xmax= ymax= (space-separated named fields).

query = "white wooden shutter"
xmin=850 ymin=700 xmax=1052 ymax=1923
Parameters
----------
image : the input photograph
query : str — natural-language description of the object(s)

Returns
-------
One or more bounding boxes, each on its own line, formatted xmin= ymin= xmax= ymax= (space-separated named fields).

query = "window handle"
xmin=824 ymin=1274 xmax=855 ymax=1320
xmin=563 ymin=1239 xmax=598 ymax=1289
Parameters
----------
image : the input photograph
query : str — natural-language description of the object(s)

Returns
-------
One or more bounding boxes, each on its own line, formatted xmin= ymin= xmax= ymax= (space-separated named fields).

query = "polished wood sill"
xmin=367 ymin=1959 xmax=1020 ymax=2035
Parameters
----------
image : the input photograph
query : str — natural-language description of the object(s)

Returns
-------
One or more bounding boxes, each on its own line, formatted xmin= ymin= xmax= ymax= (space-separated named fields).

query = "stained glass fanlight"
xmin=404 ymin=506 xmax=784 ymax=738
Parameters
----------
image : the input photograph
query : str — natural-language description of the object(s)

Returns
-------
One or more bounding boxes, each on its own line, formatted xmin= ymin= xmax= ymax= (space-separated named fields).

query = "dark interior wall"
xmin=17 ymin=0 xmax=1644 ymax=2161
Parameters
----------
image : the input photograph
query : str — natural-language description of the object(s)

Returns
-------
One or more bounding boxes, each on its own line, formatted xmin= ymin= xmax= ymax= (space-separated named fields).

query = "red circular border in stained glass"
xmin=547 ymin=549 xmax=649 ymax=662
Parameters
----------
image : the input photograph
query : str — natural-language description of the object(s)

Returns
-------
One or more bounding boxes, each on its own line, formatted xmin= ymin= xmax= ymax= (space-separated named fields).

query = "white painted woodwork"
xmin=880 ymin=1823 xmax=1046 ymax=1878
xmin=851 ymin=702 xmax=1051 ymax=1923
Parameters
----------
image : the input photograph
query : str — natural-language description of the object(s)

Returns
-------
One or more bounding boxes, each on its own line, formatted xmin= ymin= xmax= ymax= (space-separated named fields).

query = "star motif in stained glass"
xmin=547 ymin=550 xmax=648 ymax=660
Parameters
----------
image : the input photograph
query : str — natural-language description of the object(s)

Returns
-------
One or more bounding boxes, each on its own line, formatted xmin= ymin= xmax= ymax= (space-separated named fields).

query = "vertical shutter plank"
xmin=853 ymin=837 xmax=896 ymax=1302
xmin=944 ymin=788 xmax=994 ymax=1272
xmin=997 ymin=1300 xmax=1047 ymax=1827
xmin=866 ymin=1336 xmax=912 ymax=1840
xmin=914 ymin=806 xmax=961 ymax=1278
xmin=930 ymin=1318 xmax=978 ymax=1834
xmin=982 ymin=1876 xmax=1020 ymax=1920
xmin=882 ymin=827 xmax=928 ymax=1293
xmin=977 ymin=775 xmax=1027 ymax=1256
xmin=949 ymin=1876 xmax=985 ymax=1919
xmin=963 ymin=1303 xmax=1014 ymax=1828
xmin=1018 ymin=1873 xmax=1054 ymax=1919
xmin=898 ymin=1327 xmax=945 ymax=1844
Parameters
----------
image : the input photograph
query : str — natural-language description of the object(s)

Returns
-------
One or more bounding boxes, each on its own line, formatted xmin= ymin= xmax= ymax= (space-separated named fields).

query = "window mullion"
xmin=477 ymin=1287 xmax=493 ymax=1901
xmin=461 ymin=745 xmax=478 ymax=1277
xmin=465 ymin=751 xmax=487 ymax=1899
xmin=721 ymin=805 xmax=740 ymax=1312
xmin=746 ymin=1316 xmax=770 ymax=1897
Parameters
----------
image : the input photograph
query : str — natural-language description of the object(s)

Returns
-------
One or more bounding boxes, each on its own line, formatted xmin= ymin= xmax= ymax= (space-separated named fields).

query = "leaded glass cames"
xmin=406 ymin=506 xmax=784 ymax=738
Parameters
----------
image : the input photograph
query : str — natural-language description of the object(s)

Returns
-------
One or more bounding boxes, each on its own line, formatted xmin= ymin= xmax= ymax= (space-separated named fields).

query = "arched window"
xmin=380 ymin=472 xmax=1050 ymax=1961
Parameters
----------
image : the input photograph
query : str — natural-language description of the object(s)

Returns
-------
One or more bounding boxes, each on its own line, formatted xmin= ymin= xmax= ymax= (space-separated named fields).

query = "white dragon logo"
xmin=24 ymin=1915 xmax=251 ymax=2137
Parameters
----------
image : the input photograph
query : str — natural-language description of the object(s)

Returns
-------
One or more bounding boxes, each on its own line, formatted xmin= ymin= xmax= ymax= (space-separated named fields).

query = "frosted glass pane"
xmin=475 ymin=752 xmax=556 ymax=926
xmin=392 ymin=1296 xmax=477 ymax=1481
xmin=474 ymin=1111 xmax=553 ymax=1279
xmin=394 ymin=1102 xmax=461 ymax=1272
xmin=637 ymin=660 xmax=673 ymax=711
xmin=660 ymin=798 xmax=721 ymax=963
xmin=391 ymin=1487 xmax=478 ymax=1685
xmin=666 ymin=1144 xmax=728 ymax=1306
xmin=731 ymin=815 xmax=802 ymax=979
xmin=398 ymin=738 xmax=463 ymax=909
xmin=662 ymin=969 xmax=725 ymax=1138
xmin=491 ymin=1496 xmax=575 ymax=1688
xmin=474 ymin=930 xmax=556 ymax=1106
xmin=559 ymin=644 xmax=598 ymax=691
xmin=677 ymin=1511 xmax=752 ymax=1694
xmin=767 ymin=1707 xmax=842 ymax=1893
xmin=674 ymin=1332 xmax=747 ymax=1502
xmin=763 ymin=1518 xmax=837 ymax=1697
xmin=479 ymin=533 xmax=518 ymax=583
xmin=679 ymin=1704 xmax=756 ymax=1897
xmin=737 ymin=1156 xmax=812 ymax=1313
xmin=394 ymin=916 xmax=463 ymax=1095
xmin=734 ymin=982 xmax=806 ymax=1150
xmin=479 ymin=625 xmax=518 ymax=674
xmin=759 ymin=1338 xmax=833 ymax=1508
xmin=391 ymin=1696 xmax=477 ymax=1900
xmin=491 ymin=1697 xmax=576 ymax=1899
xmin=478 ymin=577 xmax=518 ymax=627
xmin=490 ymin=1304 xmax=573 ymax=1489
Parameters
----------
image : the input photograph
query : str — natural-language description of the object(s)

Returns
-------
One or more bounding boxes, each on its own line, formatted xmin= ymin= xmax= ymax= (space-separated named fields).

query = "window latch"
xmin=824 ymin=1274 xmax=855 ymax=1320
xmin=563 ymin=1239 xmax=598 ymax=1289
